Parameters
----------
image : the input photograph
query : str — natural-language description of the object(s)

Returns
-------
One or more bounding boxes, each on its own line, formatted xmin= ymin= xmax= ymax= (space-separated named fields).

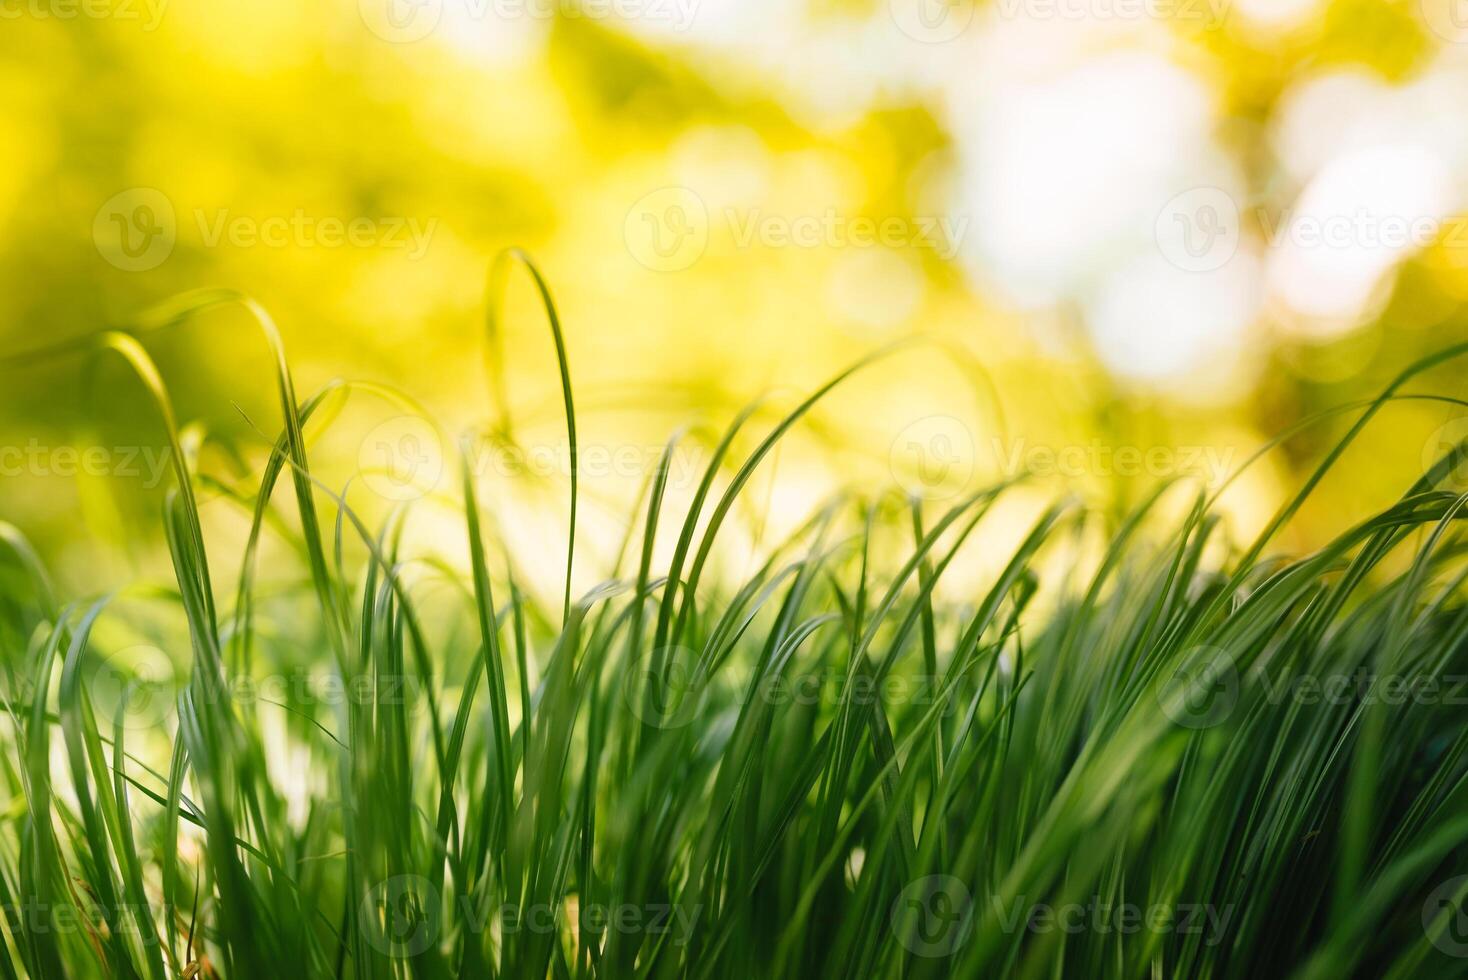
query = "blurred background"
xmin=4 ymin=0 xmax=1468 ymax=597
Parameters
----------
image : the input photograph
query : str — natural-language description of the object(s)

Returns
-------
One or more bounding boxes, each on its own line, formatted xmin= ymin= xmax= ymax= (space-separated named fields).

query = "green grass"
xmin=3 ymin=255 xmax=1468 ymax=978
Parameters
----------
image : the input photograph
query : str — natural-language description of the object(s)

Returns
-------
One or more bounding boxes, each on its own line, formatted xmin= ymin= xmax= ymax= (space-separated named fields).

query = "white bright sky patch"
xmin=1271 ymin=61 xmax=1468 ymax=182
xmin=929 ymin=16 xmax=1256 ymax=383
xmin=1088 ymin=251 xmax=1260 ymax=384
xmin=609 ymin=5 xmax=1468 ymax=383
xmin=1265 ymin=144 xmax=1457 ymax=337
xmin=1270 ymin=70 xmax=1394 ymax=186
xmin=435 ymin=0 xmax=547 ymax=64
xmin=623 ymin=0 xmax=794 ymax=44
xmin=948 ymin=47 xmax=1224 ymax=306
xmin=1264 ymin=57 xmax=1468 ymax=337
xmin=1231 ymin=0 xmax=1324 ymax=31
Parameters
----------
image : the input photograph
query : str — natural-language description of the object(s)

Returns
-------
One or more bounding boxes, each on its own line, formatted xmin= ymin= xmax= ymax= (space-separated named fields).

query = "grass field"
xmin=2 ymin=256 xmax=1468 ymax=978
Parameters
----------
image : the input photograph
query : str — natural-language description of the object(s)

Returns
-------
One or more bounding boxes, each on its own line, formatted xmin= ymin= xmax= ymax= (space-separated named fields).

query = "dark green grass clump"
xmin=2 ymin=257 xmax=1468 ymax=979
